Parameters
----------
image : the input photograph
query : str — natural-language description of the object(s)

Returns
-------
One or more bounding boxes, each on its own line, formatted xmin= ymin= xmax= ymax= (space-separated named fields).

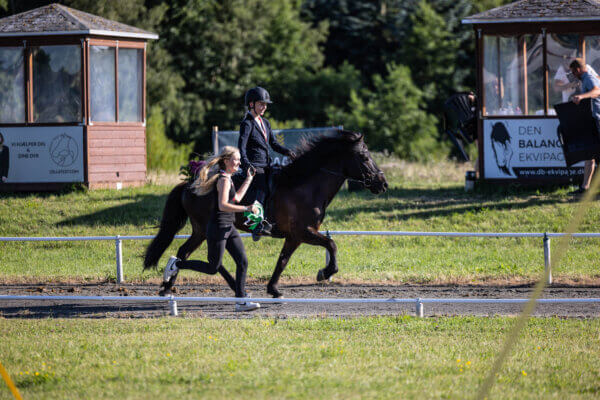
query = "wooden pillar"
xmin=519 ymin=35 xmax=528 ymax=115
xmin=542 ymin=28 xmax=548 ymax=115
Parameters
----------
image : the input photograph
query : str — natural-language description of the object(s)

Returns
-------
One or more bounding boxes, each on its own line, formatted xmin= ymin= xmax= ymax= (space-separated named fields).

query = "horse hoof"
xmin=316 ymin=269 xmax=325 ymax=282
xmin=267 ymin=286 xmax=283 ymax=298
xmin=159 ymin=287 xmax=171 ymax=297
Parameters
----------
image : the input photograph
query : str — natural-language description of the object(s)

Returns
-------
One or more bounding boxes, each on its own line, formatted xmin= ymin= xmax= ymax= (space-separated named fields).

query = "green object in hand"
xmin=243 ymin=201 xmax=264 ymax=230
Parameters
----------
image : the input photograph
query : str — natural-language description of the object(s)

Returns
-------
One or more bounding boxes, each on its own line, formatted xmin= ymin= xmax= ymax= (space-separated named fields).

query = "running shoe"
xmin=235 ymin=301 xmax=261 ymax=312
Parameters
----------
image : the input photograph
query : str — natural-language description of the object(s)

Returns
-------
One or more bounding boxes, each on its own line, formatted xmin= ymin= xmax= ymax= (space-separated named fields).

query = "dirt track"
xmin=1 ymin=282 xmax=600 ymax=319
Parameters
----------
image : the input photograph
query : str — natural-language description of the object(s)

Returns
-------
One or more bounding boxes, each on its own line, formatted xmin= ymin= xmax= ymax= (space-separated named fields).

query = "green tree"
xmin=146 ymin=105 xmax=193 ymax=171
xmin=471 ymin=0 xmax=514 ymax=14
xmin=302 ymin=0 xmax=418 ymax=85
xmin=329 ymin=63 xmax=443 ymax=160
xmin=272 ymin=61 xmax=363 ymax=126
xmin=162 ymin=0 xmax=329 ymax=149
xmin=402 ymin=0 xmax=459 ymax=113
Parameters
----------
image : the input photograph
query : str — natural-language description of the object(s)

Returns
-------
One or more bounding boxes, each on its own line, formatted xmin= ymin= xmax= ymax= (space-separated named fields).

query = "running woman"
xmin=162 ymin=146 xmax=261 ymax=312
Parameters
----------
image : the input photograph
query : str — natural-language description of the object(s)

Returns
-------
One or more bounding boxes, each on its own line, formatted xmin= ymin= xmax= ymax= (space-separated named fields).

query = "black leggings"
xmin=247 ymin=170 xmax=268 ymax=205
xmin=176 ymin=224 xmax=248 ymax=298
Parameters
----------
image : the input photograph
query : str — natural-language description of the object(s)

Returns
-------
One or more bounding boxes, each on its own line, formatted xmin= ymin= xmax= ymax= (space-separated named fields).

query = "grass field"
xmin=1 ymin=162 xmax=599 ymax=400
xmin=1 ymin=316 xmax=598 ymax=399
xmin=1 ymin=159 xmax=600 ymax=284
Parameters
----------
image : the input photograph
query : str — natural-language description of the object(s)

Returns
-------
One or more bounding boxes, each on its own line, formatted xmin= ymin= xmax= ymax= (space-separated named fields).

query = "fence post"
xmin=169 ymin=296 xmax=178 ymax=316
xmin=212 ymin=126 xmax=219 ymax=155
xmin=415 ymin=298 xmax=424 ymax=318
xmin=543 ymin=233 xmax=552 ymax=285
xmin=115 ymin=235 xmax=124 ymax=284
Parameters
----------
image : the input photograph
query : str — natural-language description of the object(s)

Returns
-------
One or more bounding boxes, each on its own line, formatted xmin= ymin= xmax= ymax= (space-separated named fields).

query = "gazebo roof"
xmin=463 ymin=0 xmax=600 ymax=24
xmin=0 ymin=3 xmax=158 ymax=39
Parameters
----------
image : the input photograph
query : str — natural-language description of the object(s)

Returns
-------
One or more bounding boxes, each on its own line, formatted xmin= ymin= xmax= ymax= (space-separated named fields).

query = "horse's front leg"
xmin=301 ymin=227 xmax=338 ymax=282
xmin=267 ymin=238 xmax=300 ymax=298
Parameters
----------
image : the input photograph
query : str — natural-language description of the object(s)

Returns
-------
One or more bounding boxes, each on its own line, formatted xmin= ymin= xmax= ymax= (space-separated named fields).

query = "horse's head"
xmin=341 ymin=131 xmax=388 ymax=194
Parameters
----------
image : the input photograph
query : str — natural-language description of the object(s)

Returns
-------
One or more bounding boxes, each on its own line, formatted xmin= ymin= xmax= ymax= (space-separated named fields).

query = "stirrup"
xmin=262 ymin=220 xmax=273 ymax=235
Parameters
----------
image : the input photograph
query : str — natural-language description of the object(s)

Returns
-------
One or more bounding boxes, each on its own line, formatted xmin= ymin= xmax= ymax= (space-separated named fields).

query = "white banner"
xmin=483 ymin=119 xmax=584 ymax=180
xmin=0 ymin=126 xmax=84 ymax=183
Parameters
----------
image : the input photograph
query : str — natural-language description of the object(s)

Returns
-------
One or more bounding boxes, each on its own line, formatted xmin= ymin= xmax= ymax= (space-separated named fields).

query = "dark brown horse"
xmin=144 ymin=130 xmax=388 ymax=297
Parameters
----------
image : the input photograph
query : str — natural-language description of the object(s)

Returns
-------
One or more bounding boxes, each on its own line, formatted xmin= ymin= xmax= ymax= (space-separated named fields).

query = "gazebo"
xmin=0 ymin=3 xmax=157 ymax=190
xmin=463 ymin=0 xmax=600 ymax=183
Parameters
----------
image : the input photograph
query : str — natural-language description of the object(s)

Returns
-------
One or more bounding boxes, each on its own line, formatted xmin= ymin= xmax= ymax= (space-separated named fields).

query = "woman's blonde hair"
xmin=192 ymin=146 xmax=240 ymax=195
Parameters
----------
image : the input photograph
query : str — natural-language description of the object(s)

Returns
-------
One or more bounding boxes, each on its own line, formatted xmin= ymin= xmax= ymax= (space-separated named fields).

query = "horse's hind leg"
xmin=267 ymin=238 xmax=300 ymax=298
xmin=301 ymin=227 xmax=338 ymax=282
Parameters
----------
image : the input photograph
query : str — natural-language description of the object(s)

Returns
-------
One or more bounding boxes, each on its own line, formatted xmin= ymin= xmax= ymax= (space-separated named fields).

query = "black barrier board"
xmin=213 ymin=127 xmax=342 ymax=168
xmin=554 ymin=99 xmax=600 ymax=167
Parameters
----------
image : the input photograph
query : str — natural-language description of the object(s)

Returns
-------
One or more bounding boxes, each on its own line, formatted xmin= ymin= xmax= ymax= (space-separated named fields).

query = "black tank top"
xmin=210 ymin=175 xmax=236 ymax=227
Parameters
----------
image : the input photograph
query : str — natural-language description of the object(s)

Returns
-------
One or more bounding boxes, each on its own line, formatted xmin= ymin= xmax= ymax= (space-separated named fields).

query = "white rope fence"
xmin=2 ymin=295 xmax=599 ymax=317
xmin=2 ymin=230 xmax=600 ymax=284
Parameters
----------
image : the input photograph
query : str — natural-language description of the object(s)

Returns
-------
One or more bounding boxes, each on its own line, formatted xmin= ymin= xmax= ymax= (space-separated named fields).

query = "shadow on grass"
xmin=340 ymin=181 xmax=571 ymax=200
xmin=0 ymin=182 xmax=88 ymax=198
xmin=52 ymin=182 xmax=572 ymax=227
xmin=0 ymin=303 xmax=166 ymax=318
xmin=57 ymin=193 xmax=169 ymax=228
xmin=328 ymin=185 xmax=568 ymax=223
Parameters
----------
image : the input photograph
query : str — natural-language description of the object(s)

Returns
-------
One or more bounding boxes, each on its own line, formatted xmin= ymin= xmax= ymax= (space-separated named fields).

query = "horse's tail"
xmin=144 ymin=183 xmax=188 ymax=270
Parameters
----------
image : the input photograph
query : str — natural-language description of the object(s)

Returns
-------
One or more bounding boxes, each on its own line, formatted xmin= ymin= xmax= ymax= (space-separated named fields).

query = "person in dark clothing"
xmin=0 ymin=132 xmax=9 ymax=183
xmin=238 ymin=87 xmax=295 ymax=241
xmin=568 ymin=58 xmax=600 ymax=196
xmin=162 ymin=146 xmax=261 ymax=312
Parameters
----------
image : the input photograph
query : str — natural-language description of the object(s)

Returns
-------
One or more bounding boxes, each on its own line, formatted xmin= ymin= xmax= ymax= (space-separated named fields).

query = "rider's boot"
xmin=251 ymin=219 xmax=274 ymax=242
xmin=251 ymin=223 xmax=262 ymax=242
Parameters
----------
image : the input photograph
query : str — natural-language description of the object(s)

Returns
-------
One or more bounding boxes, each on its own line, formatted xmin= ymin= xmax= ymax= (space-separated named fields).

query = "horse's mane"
xmin=277 ymin=130 xmax=361 ymax=187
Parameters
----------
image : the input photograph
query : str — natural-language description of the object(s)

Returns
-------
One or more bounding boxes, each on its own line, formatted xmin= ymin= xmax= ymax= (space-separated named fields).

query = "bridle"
xmin=320 ymin=153 xmax=384 ymax=187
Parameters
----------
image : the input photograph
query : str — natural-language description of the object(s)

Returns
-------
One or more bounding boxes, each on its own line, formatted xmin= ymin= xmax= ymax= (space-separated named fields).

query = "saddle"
xmin=232 ymin=167 xmax=281 ymax=222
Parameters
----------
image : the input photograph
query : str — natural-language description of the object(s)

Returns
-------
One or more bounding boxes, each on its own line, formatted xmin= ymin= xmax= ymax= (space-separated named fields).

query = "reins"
xmin=320 ymin=167 xmax=383 ymax=187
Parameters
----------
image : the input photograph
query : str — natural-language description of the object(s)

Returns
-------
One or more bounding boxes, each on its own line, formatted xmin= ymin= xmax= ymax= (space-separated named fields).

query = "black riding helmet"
xmin=245 ymin=86 xmax=272 ymax=108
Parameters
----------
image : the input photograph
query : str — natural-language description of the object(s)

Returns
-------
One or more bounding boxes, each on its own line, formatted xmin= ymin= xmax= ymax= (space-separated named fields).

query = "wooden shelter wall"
xmin=86 ymin=125 xmax=146 ymax=188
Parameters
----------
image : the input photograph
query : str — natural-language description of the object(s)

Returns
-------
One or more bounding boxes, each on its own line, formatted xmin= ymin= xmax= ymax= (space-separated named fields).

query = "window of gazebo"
xmin=483 ymin=33 xmax=600 ymax=117
xmin=0 ymin=46 xmax=25 ymax=123
xmin=0 ymin=40 xmax=84 ymax=124
xmin=33 ymin=45 xmax=82 ymax=123
xmin=89 ymin=40 xmax=144 ymax=124
xmin=0 ymin=40 xmax=144 ymax=125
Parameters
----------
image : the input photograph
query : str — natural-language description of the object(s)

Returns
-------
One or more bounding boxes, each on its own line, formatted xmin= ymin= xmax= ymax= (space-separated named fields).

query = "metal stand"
xmin=169 ymin=296 xmax=178 ymax=316
xmin=416 ymin=298 xmax=424 ymax=317
xmin=115 ymin=235 xmax=123 ymax=283
xmin=543 ymin=233 xmax=552 ymax=285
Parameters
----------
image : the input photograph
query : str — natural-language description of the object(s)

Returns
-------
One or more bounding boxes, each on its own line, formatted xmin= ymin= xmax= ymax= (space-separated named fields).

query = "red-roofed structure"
xmin=463 ymin=0 xmax=600 ymax=183
xmin=0 ymin=4 xmax=157 ymax=190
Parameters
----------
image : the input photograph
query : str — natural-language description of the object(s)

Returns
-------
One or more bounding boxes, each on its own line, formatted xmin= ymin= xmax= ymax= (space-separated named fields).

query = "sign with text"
xmin=483 ymin=119 xmax=584 ymax=180
xmin=214 ymin=127 xmax=342 ymax=167
xmin=0 ymin=126 xmax=84 ymax=183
